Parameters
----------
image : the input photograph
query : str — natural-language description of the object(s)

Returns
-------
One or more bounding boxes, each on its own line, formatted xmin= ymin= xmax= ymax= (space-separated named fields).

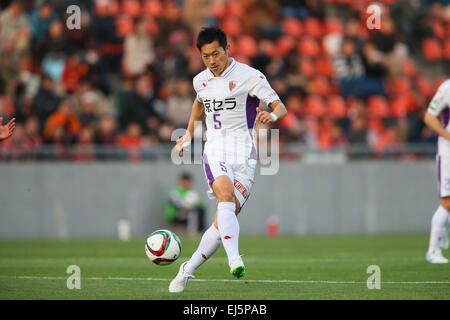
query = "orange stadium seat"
xmin=116 ymin=15 xmax=134 ymax=37
xmin=121 ymin=0 xmax=140 ymax=18
xmin=416 ymin=76 xmax=433 ymax=98
xmin=303 ymin=17 xmax=323 ymax=38
xmin=304 ymin=95 xmax=325 ymax=118
xmin=299 ymin=57 xmax=315 ymax=78
xmin=211 ymin=1 xmax=226 ymax=20
xmin=236 ymin=35 xmax=258 ymax=58
xmin=276 ymin=35 xmax=296 ymax=57
xmin=432 ymin=20 xmax=445 ymax=39
xmin=324 ymin=18 xmax=343 ymax=35
xmin=391 ymin=77 xmax=411 ymax=96
xmin=221 ymin=17 xmax=242 ymax=37
xmin=227 ymin=0 xmax=244 ymax=18
xmin=311 ymin=76 xmax=331 ymax=96
xmin=390 ymin=95 xmax=409 ymax=118
xmin=443 ymin=39 xmax=450 ymax=60
xmin=327 ymin=95 xmax=347 ymax=119
xmin=282 ymin=18 xmax=303 ymax=39
xmin=367 ymin=95 xmax=389 ymax=119
xmin=297 ymin=36 xmax=321 ymax=57
xmin=315 ymin=56 xmax=334 ymax=78
xmin=403 ymin=58 xmax=417 ymax=77
xmin=422 ymin=38 xmax=442 ymax=61
xmin=142 ymin=0 xmax=163 ymax=18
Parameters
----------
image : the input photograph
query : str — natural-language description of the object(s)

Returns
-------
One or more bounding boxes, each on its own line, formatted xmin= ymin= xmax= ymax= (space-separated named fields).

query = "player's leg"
xmin=426 ymin=155 xmax=450 ymax=263
xmin=211 ymin=175 xmax=246 ymax=277
xmin=438 ymin=197 xmax=450 ymax=251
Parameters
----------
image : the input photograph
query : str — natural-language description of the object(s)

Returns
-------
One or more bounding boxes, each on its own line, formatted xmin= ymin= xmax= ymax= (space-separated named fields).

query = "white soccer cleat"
xmin=229 ymin=256 xmax=246 ymax=278
xmin=169 ymin=261 xmax=194 ymax=293
xmin=440 ymin=232 xmax=449 ymax=250
xmin=426 ymin=250 xmax=449 ymax=264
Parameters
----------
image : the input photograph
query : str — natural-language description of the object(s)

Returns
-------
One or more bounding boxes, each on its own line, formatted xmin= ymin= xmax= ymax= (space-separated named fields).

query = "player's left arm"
xmin=256 ymin=100 xmax=287 ymax=124
xmin=0 ymin=117 xmax=15 ymax=141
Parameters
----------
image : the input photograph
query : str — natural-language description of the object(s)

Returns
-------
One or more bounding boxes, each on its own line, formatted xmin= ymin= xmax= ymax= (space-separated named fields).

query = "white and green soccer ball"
xmin=145 ymin=229 xmax=182 ymax=265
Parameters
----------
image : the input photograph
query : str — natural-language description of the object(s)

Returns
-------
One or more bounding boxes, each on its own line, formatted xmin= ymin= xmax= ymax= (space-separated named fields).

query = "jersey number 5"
xmin=213 ymin=113 xmax=222 ymax=129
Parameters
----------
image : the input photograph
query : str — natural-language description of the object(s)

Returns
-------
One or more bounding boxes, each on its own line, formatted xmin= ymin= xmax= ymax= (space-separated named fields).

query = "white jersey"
xmin=193 ymin=58 xmax=280 ymax=163
xmin=427 ymin=79 xmax=450 ymax=156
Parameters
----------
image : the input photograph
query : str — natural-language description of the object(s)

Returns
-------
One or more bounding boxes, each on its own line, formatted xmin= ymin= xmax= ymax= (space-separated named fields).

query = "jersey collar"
xmin=206 ymin=58 xmax=236 ymax=80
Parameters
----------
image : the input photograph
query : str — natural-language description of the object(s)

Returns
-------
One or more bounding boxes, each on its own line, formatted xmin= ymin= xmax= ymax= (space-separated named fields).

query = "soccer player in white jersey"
xmin=424 ymin=79 xmax=450 ymax=264
xmin=169 ymin=27 xmax=287 ymax=292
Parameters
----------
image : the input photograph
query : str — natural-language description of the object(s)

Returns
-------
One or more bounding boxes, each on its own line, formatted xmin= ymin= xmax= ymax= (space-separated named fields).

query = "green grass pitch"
xmin=0 ymin=234 xmax=449 ymax=300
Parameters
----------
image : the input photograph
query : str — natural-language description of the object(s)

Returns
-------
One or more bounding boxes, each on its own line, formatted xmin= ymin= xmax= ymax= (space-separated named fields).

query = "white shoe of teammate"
xmin=169 ymin=261 xmax=194 ymax=293
xmin=426 ymin=250 xmax=449 ymax=264
xmin=440 ymin=232 xmax=449 ymax=250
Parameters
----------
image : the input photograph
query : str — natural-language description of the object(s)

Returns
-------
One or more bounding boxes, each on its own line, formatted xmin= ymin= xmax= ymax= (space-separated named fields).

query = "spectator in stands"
xmin=33 ymin=75 xmax=61 ymax=132
xmin=0 ymin=0 xmax=30 ymax=96
xmin=123 ymin=18 xmax=156 ymax=77
xmin=117 ymin=122 xmax=143 ymax=162
xmin=347 ymin=116 xmax=368 ymax=145
xmin=166 ymin=77 xmax=194 ymax=129
xmin=119 ymin=73 xmax=161 ymax=134
xmin=29 ymin=1 xmax=57 ymax=44
xmin=62 ymin=53 xmax=89 ymax=93
xmin=43 ymin=99 xmax=81 ymax=143
xmin=74 ymin=126 xmax=96 ymax=162
xmin=333 ymin=38 xmax=386 ymax=99
xmin=35 ymin=19 xmax=73 ymax=64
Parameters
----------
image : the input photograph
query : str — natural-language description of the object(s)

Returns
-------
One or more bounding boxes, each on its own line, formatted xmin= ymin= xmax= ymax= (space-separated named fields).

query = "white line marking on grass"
xmin=1 ymin=275 xmax=449 ymax=285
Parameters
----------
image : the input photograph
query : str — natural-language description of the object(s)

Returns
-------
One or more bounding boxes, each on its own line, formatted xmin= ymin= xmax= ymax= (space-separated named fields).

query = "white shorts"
xmin=202 ymin=152 xmax=257 ymax=210
xmin=437 ymin=154 xmax=450 ymax=198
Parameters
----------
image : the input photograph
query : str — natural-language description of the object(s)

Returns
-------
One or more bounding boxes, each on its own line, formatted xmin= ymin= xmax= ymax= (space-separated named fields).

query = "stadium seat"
xmin=121 ymin=0 xmax=140 ymax=18
xmin=282 ymin=17 xmax=303 ymax=39
xmin=311 ymin=76 xmax=331 ymax=96
xmin=432 ymin=20 xmax=445 ymax=39
xmin=276 ymin=35 xmax=296 ymax=57
xmin=443 ymin=40 xmax=450 ymax=60
xmin=299 ymin=57 xmax=315 ymax=78
xmin=303 ymin=18 xmax=323 ymax=38
xmin=221 ymin=17 xmax=242 ymax=37
xmin=211 ymin=1 xmax=226 ymax=20
xmin=390 ymin=95 xmax=409 ymax=118
xmin=116 ymin=15 xmax=134 ymax=38
xmin=142 ymin=0 xmax=163 ymax=18
xmin=227 ymin=0 xmax=244 ymax=18
xmin=402 ymin=58 xmax=417 ymax=77
xmin=297 ymin=36 xmax=321 ymax=57
xmin=142 ymin=17 xmax=159 ymax=36
xmin=304 ymin=95 xmax=325 ymax=118
xmin=236 ymin=35 xmax=258 ymax=58
xmin=324 ymin=18 xmax=343 ymax=35
xmin=422 ymin=38 xmax=442 ymax=61
xmin=327 ymin=95 xmax=347 ymax=119
xmin=390 ymin=77 xmax=411 ymax=96
xmin=315 ymin=56 xmax=334 ymax=78
xmin=367 ymin=95 xmax=389 ymax=119
xmin=95 ymin=0 xmax=119 ymax=16
xmin=416 ymin=76 xmax=433 ymax=98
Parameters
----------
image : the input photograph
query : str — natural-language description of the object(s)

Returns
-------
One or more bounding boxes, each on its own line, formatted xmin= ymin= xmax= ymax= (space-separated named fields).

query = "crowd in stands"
xmin=0 ymin=0 xmax=449 ymax=161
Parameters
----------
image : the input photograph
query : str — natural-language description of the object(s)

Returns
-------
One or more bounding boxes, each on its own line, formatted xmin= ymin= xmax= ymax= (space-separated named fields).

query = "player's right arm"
xmin=424 ymin=111 xmax=450 ymax=142
xmin=175 ymin=99 xmax=205 ymax=156
xmin=424 ymin=80 xmax=450 ymax=142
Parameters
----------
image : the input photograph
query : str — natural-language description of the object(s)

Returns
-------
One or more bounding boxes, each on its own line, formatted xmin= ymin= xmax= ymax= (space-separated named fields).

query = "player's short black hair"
xmin=196 ymin=27 xmax=228 ymax=52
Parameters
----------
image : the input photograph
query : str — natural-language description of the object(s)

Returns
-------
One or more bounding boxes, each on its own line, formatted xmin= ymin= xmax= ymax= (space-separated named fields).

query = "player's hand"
xmin=175 ymin=133 xmax=192 ymax=157
xmin=256 ymin=107 xmax=274 ymax=124
xmin=0 ymin=117 xmax=15 ymax=141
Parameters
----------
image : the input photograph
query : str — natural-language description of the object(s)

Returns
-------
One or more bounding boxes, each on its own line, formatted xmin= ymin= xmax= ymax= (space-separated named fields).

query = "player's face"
xmin=200 ymin=41 xmax=231 ymax=77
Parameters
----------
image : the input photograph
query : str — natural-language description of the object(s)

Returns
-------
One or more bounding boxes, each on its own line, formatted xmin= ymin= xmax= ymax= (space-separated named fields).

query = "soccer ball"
xmin=145 ymin=229 xmax=181 ymax=265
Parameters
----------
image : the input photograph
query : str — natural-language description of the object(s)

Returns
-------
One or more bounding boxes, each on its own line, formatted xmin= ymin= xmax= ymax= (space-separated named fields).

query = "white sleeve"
xmin=192 ymin=77 xmax=204 ymax=104
xmin=247 ymin=71 xmax=280 ymax=108
xmin=428 ymin=80 xmax=450 ymax=116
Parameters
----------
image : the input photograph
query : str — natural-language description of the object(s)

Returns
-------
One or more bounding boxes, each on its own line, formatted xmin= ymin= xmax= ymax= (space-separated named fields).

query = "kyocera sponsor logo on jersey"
xmin=234 ymin=179 xmax=248 ymax=199
xmin=229 ymin=81 xmax=237 ymax=92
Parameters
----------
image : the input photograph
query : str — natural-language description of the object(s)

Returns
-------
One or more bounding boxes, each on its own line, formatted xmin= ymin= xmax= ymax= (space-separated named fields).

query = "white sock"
xmin=428 ymin=205 xmax=450 ymax=254
xmin=184 ymin=224 xmax=222 ymax=275
xmin=447 ymin=215 xmax=450 ymax=230
xmin=217 ymin=201 xmax=240 ymax=265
